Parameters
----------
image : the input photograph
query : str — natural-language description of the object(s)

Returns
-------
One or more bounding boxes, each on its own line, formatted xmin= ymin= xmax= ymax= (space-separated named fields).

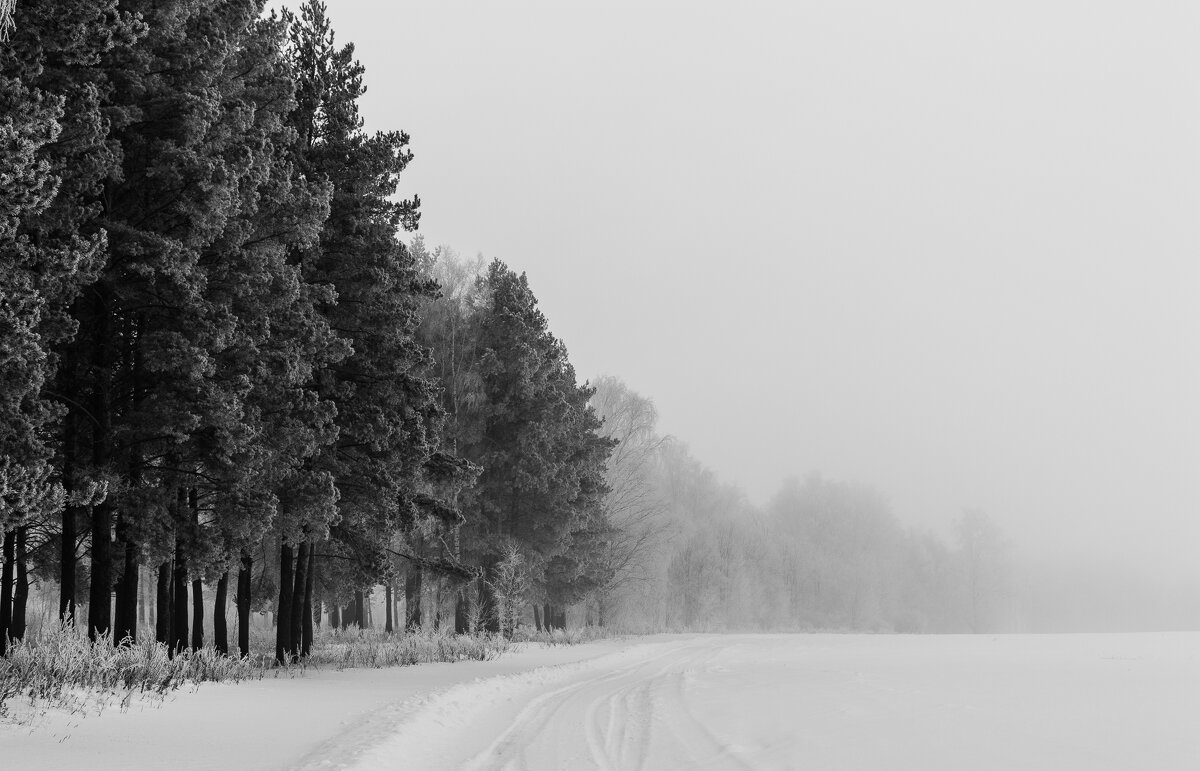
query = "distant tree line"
xmin=589 ymin=435 xmax=1011 ymax=634
xmin=418 ymin=252 xmax=1013 ymax=635
xmin=0 ymin=0 xmax=612 ymax=660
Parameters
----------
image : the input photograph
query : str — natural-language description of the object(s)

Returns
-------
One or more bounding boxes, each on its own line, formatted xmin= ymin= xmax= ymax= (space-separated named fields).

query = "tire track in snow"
xmin=462 ymin=640 xmax=703 ymax=770
xmin=463 ymin=639 xmax=756 ymax=771
xmin=316 ymin=637 xmax=716 ymax=771
xmin=652 ymin=654 xmax=755 ymax=769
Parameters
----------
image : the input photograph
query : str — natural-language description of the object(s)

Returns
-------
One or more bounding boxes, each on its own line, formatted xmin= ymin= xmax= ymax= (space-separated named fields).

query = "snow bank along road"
xmin=326 ymin=632 xmax=1200 ymax=771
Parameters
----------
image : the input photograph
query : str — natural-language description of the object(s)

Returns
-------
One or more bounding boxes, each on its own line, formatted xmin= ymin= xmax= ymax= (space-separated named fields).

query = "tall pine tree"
xmin=456 ymin=261 xmax=614 ymax=632
xmin=274 ymin=0 xmax=444 ymax=661
xmin=1 ymin=0 xmax=141 ymax=639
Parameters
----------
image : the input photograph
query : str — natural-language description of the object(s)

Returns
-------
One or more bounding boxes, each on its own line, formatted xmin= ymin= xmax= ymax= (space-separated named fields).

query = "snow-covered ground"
xmin=6 ymin=633 xmax=1200 ymax=770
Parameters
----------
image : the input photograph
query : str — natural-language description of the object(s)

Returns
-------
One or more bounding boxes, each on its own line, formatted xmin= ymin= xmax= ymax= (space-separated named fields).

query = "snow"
xmin=5 ymin=633 xmax=1200 ymax=770
xmin=0 ymin=640 xmax=627 ymax=769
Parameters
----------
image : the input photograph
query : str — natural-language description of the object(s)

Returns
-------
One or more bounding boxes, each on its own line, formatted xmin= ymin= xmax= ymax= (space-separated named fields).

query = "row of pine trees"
xmin=0 ymin=0 xmax=615 ymax=662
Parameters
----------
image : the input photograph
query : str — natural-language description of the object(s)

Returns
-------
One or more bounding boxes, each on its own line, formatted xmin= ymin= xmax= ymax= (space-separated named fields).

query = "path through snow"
xmin=338 ymin=633 xmax=1200 ymax=771
xmin=6 ymin=633 xmax=1200 ymax=769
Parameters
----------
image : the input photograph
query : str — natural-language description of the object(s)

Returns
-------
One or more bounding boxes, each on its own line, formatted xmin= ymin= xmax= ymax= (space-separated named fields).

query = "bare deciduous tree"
xmin=588 ymin=377 xmax=672 ymax=626
xmin=0 ymin=1 xmax=14 ymax=41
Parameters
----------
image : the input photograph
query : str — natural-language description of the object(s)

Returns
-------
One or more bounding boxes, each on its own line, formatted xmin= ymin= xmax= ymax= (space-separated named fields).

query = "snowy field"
xmin=6 ymin=633 xmax=1200 ymax=770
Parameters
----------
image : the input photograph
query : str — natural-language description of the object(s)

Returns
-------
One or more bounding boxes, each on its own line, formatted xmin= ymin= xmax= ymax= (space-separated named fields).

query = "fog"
xmin=321 ymin=1 xmax=1199 ymax=625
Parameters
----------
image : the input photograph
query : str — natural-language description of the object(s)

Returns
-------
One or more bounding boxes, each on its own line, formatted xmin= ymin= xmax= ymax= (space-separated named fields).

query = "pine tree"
xmin=1 ymin=0 xmax=140 ymax=643
xmin=456 ymin=261 xmax=615 ymax=632
xmin=0 ymin=39 xmax=62 ymax=565
xmin=272 ymin=0 xmax=443 ymax=660
xmin=28 ymin=0 xmax=339 ymax=643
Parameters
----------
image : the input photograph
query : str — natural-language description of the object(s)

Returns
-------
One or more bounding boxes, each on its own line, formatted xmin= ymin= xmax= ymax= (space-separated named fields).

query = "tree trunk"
xmin=478 ymin=561 xmax=498 ymax=633
xmin=341 ymin=600 xmax=354 ymax=629
xmin=302 ymin=548 xmax=315 ymax=657
xmin=60 ymin=505 xmax=78 ymax=623
xmin=113 ymin=517 xmax=138 ymax=645
xmin=405 ymin=568 xmax=422 ymax=630
xmin=354 ymin=589 xmax=366 ymax=630
xmin=329 ymin=602 xmax=340 ymax=630
xmin=455 ymin=586 xmax=470 ymax=634
xmin=88 ymin=501 xmax=113 ymax=640
xmin=384 ymin=583 xmax=394 ymax=633
xmin=171 ymin=538 xmax=188 ymax=655
xmin=275 ymin=542 xmax=294 ymax=664
xmin=11 ymin=526 xmax=29 ymax=640
xmin=213 ymin=572 xmax=229 ymax=655
xmin=532 ymin=602 xmax=543 ymax=632
xmin=60 ymin=414 xmax=79 ymax=623
xmin=237 ymin=554 xmax=252 ymax=658
xmin=543 ymin=603 xmax=565 ymax=631
xmin=87 ymin=283 xmax=114 ymax=642
xmin=156 ymin=561 xmax=171 ymax=644
xmin=0 ymin=529 xmax=14 ymax=655
xmin=288 ymin=541 xmax=308 ymax=661
xmin=436 ymin=574 xmax=446 ymax=629
xmin=138 ymin=567 xmax=148 ymax=627
xmin=191 ymin=578 xmax=204 ymax=650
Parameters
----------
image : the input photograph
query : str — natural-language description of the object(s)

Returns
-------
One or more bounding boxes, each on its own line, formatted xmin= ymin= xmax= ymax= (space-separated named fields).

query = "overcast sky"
xmin=303 ymin=0 xmax=1200 ymax=584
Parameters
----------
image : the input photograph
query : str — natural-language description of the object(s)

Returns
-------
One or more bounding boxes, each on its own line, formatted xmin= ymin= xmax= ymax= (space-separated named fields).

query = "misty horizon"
xmin=332 ymin=0 xmax=1199 ymax=600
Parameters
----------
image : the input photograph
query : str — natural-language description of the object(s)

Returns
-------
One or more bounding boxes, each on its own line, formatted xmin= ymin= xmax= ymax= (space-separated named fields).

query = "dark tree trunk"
xmin=330 ymin=602 xmax=340 ymax=630
xmin=543 ymin=603 xmax=565 ymax=631
xmin=302 ymin=548 xmax=315 ymax=656
xmin=341 ymin=600 xmax=353 ymax=629
xmin=11 ymin=526 xmax=28 ymax=641
xmin=237 ymin=554 xmax=252 ymax=658
xmin=87 ymin=284 xmax=113 ymax=642
xmin=405 ymin=568 xmax=422 ymax=630
xmin=88 ymin=501 xmax=113 ymax=640
xmin=113 ymin=517 xmax=139 ymax=644
xmin=156 ymin=561 xmax=171 ymax=644
xmin=288 ymin=541 xmax=308 ymax=660
xmin=533 ymin=603 xmax=543 ymax=632
xmin=433 ymin=577 xmax=443 ymax=629
xmin=455 ymin=587 xmax=470 ymax=634
xmin=171 ymin=538 xmax=189 ymax=655
xmin=213 ymin=572 xmax=229 ymax=655
xmin=354 ymin=589 xmax=366 ymax=630
xmin=191 ymin=578 xmax=204 ymax=650
xmin=60 ymin=415 xmax=79 ymax=623
xmin=0 ymin=529 xmax=14 ymax=655
xmin=384 ymin=583 xmax=394 ymax=633
xmin=139 ymin=568 xmax=147 ymax=627
xmin=117 ymin=315 xmax=145 ymax=646
xmin=60 ymin=506 xmax=78 ymax=623
xmin=479 ymin=562 xmax=499 ymax=633
xmin=275 ymin=542 xmax=294 ymax=664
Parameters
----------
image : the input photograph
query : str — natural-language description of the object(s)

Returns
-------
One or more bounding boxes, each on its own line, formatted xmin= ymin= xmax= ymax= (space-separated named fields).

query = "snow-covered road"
xmin=335 ymin=633 xmax=1200 ymax=771
xmin=7 ymin=632 xmax=1200 ymax=769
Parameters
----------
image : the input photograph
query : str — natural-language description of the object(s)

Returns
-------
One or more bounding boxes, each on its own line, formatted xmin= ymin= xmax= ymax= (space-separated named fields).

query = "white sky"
xmin=307 ymin=0 xmax=1200 ymax=583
